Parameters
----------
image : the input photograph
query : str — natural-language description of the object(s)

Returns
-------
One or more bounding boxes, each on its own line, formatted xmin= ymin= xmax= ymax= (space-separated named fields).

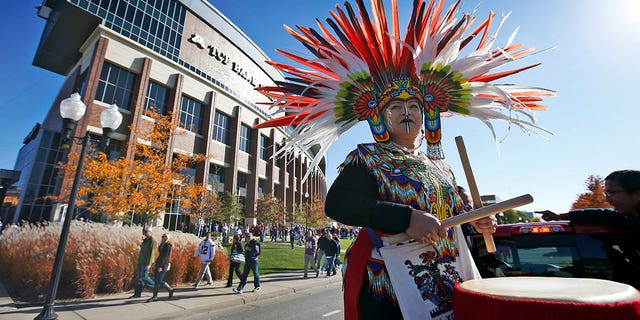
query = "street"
xmin=173 ymin=281 xmax=343 ymax=320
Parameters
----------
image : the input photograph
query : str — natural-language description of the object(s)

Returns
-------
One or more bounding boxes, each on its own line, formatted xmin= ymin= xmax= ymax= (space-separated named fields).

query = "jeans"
xmin=152 ymin=266 xmax=168 ymax=294
xmin=134 ymin=263 xmax=154 ymax=296
xmin=227 ymin=261 xmax=242 ymax=286
xmin=316 ymin=250 xmax=326 ymax=271
xmin=237 ymin=259 xmax=260 ymax=290
xmin=325 ymin=255 xmax=336 ymax=276
xmin=303 ymin=253 xmax=318 ymax=277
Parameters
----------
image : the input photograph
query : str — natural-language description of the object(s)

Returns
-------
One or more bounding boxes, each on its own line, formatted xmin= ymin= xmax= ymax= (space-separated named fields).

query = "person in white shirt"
xmin=193 ymin=232 xmax=215 ymax=289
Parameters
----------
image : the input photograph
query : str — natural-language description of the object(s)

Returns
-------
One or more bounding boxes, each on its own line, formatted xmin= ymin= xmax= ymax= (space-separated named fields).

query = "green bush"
xmin=0 ymin=222 xmax=228 ymax=302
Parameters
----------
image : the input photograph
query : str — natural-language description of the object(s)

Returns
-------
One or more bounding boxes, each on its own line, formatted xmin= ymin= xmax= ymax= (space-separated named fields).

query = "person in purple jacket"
xmin=233 ymin=234 xmax=262 ymax=293
xmin=303 ymin=230 xmax=319 ymax=278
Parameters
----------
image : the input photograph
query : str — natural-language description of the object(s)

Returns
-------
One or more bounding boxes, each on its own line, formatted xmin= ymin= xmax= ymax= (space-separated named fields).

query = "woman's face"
xmin=382 ymin=98 xmax=423 ymax=144
xmin=605 ymin=180 xmax=640 ymax=214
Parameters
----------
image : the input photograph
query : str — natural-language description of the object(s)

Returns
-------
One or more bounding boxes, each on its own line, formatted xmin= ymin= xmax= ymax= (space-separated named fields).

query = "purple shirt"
xmin=305 ymin=236 xmax=317 ymax=255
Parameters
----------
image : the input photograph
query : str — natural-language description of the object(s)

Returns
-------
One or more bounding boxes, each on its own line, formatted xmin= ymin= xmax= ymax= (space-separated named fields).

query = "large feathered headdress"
xmin=254 ymin=0 xmax=555 ymax=180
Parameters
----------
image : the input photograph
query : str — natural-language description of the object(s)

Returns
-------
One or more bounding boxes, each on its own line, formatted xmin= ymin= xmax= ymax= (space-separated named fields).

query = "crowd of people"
xmin=126 ymin=221 xmax=351 ymax=302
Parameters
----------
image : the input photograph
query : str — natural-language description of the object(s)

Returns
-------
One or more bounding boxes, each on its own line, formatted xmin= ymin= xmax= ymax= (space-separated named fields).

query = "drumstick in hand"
xmin=383 ymin=194 xmax=533 ymax=245
xmin=455 ymin=136 xmax=496 ymax=253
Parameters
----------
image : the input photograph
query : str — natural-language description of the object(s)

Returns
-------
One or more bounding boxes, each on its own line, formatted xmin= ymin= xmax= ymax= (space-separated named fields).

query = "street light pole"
xmin=35 ymin=132 xmax=89 ymax=320
xmin=304 ymin=192 xmax=309 ymax=229
xmin=36 ymin=95 xmax=122 ymax=320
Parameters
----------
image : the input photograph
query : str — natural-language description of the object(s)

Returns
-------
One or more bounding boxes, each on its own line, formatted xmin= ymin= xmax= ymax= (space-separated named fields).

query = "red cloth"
xmin=343 ymin=230 xmax=374 ymax=320
xmin=453 ymin=283 xmax=640 ymax=320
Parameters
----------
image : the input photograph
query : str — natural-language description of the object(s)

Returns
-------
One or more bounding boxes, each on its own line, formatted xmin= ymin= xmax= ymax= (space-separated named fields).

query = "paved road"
xmin=175 ymin=281 xmax=343 ymax=320
xmin=0 ymin=271 xmax=343 ymax=320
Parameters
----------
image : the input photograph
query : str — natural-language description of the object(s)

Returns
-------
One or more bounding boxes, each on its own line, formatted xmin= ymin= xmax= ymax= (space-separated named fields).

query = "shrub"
xmin=0 ymin=222 xmax=228 ymax=302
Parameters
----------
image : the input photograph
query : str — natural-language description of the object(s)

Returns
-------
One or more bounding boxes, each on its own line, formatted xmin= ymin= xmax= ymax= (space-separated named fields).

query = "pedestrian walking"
xmin=193 ymin=232 xmax=215 ymax=289
xmin=323 ymin=232 xmax=338 ymax=277
xmin=226 ymin=234 xmax=244 ymax=287
xmin=316 ymin=229 xmax=328 ymax=273
xmin=147 ymin=233 xmax=174 ymax=302
xmin=303 ymin=230 xmax=319 ymax=278
xmin=233 ymin=234 xmax=261 ymax=294
xmin=130 ymin=227 xmax=156 ymax=298
xmin=332 ymin=233 xmax=342 ymax=276
xmin=289 ymin=226 xmax=295 ymax=249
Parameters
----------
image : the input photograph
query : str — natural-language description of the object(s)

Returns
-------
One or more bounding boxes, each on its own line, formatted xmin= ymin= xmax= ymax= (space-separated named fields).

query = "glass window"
xmin=212 ymin=111 xmax=230 ymax=145
xmin=145 ymin=80 xmax=169 ymax=115
xmin=258 ymin=179 xmax=265 ymax=198
xmin=259 ymin=134 xmax=269 ymax=160
xmin=95 ymin=62 xmax=136 ymax=110
xmin=237 ymin=172 xmax=247 ymax=208
xmin=207 ymin=164 xmax=225 ymax=193
xmin=239 ymin=124 xmax=251 ymax=152
xmin=180 ymin=166 xmax=196 ymax=184
xmin=70 ymin=0 xmax=186 ymax=62
xmin=168 ymin=185 xmax=184 ymax=214
xmin=179 ymin=95 xmax=204 ymax=134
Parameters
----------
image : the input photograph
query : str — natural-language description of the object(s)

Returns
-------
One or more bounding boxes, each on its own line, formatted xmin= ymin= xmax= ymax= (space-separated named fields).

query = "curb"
xmin=0 ymin=271 xmax=342 ymax=320
xmin=0 ymin=281 xmax=16 ymax=312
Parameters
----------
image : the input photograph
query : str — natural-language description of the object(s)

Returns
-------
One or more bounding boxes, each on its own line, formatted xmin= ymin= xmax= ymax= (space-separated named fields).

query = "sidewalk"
xmin=0 ymin=271 xmax=342 ymax=320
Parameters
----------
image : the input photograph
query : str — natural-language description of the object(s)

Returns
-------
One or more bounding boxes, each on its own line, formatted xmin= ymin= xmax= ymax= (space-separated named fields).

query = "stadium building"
xmin=8 ymin=0 xmax=327 ymax=229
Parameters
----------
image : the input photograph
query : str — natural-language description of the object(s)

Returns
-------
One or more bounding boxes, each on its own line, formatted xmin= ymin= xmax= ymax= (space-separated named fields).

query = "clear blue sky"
xmin=1 ymin=0 xmax=639 ymax=213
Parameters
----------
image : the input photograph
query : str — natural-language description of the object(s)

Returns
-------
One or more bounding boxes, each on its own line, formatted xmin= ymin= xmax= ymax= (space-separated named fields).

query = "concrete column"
xmin=196 ymin=91 xmax=216 ymax=185
xmin=265 ymin=129 xmax=275 ymax=195
xmin=125 ymin=57 xmax=153 ymax=160
xmin=164 ymin=73 xmax=183 ymax=165
xmin=224 ymin=106 xmax=241 ymax=198
xmin=245 ymin=120 xmax=260 ymax=220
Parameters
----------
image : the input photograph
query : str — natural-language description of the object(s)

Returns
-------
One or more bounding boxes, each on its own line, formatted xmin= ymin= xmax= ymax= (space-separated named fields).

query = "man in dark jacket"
xmin=316 ymin=229 xmax=328 ymax=273
xmin=540 ymin=169 xmax=640 ymax=288
xmin=233 ymin=234 xmax=262 ymax=294
xmin=323 ymin=233 xmax=339 ymax=277
xmin=130 ymin=227 xmax=157 ymax=298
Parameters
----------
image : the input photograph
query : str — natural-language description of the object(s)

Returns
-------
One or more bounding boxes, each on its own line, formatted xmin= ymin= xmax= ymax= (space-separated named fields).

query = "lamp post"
xmin=36 ymin=93 xmax=122 ymax=320
xmin=304 ymin=192 xmax=309 ymax=229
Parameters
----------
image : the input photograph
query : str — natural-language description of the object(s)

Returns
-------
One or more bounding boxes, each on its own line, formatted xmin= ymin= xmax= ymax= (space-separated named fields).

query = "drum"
xmin=453 ymin=277 xmax=640 ymax=320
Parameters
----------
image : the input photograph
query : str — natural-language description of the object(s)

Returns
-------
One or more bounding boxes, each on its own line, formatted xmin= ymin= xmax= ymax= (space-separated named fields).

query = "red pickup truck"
xmin=468 ymin=221 xmax=631 ymax=284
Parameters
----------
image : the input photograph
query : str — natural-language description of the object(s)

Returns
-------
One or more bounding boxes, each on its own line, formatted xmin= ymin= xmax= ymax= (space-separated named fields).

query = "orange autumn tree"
xmin=180 ymin=183 xmax=221 ymax=229
xmin=308 ymin=196 xmax=326 ymax=227
xmin=60 ymin=110 xmax=206 ymax=223
xmin=570 ymin=175 xmax=613 ymax=210
xmin=256 ymin=194 xmax=283 ymax=226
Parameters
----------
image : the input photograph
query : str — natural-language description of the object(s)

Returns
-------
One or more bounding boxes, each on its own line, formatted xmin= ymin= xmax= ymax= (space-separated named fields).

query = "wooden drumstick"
xmin=382 ymin=194 xmax=533 ymax=245
xmin=455 ymin=136 xmax=496 ymax=253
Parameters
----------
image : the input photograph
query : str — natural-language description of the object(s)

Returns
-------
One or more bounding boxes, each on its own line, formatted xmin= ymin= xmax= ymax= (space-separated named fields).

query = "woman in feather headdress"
xmin=254 ymin=0 xmax=554 ymax=318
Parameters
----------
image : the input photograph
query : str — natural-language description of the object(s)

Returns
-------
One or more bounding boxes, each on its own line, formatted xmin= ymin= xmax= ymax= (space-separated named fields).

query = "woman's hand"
xmin=405 ymin=209 xmax=446 ymax=243
xmin=470 ymin=215 xmax=497 ymax=233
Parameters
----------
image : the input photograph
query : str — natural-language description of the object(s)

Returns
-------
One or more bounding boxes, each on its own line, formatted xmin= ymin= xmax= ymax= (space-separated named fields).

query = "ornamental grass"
xmin=0 ymin=222 xmax=228 ymax=302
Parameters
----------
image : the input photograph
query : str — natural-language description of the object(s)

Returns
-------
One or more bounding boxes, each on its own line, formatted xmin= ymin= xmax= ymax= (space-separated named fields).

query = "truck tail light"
xmin=512 ymin=224 xmax=573 ymax=235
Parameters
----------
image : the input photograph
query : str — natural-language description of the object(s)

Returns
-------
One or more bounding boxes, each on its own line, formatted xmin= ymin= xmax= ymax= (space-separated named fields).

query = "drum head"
xmin=459 ymin=277 xmax=640 ymax=303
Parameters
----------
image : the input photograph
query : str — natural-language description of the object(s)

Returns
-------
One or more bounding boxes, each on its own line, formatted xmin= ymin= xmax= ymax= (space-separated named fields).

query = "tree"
xmin=497 ymin=209 xmax=530 ymax=224
xmin=292 ymin=202 xmax=305 ymax=226
xmin=180 ymin=183 xmax=221 ymax=229
xmin=217 ymin=191 xmax=244 ymax=227
xmin=571 ymin=175 xmax=612 ymax=210
xmin=57 ymin=111 xmax=206 ymax=223
xmin=307 ymin=196 xmax=326 ymax=227
xmin=255 ymin=195 xmax=283 ymax=226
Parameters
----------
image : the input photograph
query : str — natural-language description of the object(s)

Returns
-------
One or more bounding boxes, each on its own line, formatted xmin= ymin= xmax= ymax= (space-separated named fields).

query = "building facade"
xmin=10 ymin=0 xmax=327 ymax=229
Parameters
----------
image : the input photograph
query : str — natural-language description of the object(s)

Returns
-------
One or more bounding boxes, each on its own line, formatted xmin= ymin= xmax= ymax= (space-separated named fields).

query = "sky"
xmin=1 ymin=0 xmax=639 ymax=214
